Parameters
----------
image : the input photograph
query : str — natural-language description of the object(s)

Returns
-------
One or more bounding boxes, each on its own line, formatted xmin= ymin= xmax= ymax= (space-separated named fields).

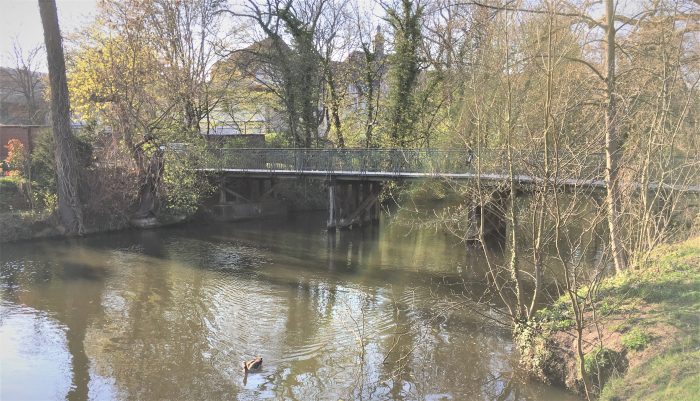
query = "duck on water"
xmin=242 ymin=356 xmax=263 ymax=373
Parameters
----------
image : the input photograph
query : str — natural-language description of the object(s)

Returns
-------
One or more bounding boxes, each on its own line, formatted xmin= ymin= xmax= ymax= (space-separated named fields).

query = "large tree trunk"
xmin=604 ymin=0 xmax=627 ymax=273
xmin=39 ymin=0 xmax=84 ymax=234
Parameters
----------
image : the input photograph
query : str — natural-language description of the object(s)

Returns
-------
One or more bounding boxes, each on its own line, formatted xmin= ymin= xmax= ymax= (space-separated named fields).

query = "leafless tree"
xmin=1 ymin=41 xmax=47 ymax=125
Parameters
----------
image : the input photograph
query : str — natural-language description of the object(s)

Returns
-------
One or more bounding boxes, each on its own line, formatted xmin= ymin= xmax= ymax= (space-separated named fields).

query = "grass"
xmin=530 ymin=237 xmax=700 ymax=399
xmin=597 ymin=237 xmax=700 ymax=400
xmin=600 ymin=348 xmax=700 ymax=401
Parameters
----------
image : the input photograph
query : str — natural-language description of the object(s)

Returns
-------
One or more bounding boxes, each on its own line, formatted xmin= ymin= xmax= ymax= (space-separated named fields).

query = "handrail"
xmin=205 ymin=148 xmax=617 ymax=178
xmin=192 ymin=148 xmax=699 ymax=192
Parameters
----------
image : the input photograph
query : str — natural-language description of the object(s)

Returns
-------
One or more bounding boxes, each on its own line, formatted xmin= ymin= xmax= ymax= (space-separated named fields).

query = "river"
xmin=0 ymin=212 xmax=580 ymax=400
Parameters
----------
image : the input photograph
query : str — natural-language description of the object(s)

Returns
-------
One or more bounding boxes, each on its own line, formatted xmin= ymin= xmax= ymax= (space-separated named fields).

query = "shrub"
xmin=621 ymin=328 xmax=652 ymax=351
xmin=535 ymin=302 xmax=575 ymax=331
xmin=160 ymin=148 xmax=214 ymax=217
xmin=4 ymin=139 xmax=28 ymax=176
xmin=584 ymin=347 xmax=628 ymax=394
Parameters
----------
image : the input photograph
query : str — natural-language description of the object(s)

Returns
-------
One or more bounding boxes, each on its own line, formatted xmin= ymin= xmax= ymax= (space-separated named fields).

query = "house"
xmin=209 ymin=39 xmax=288 ymax=142
xmin=202 ymin=125 xmax=266 ymax=148
xmin=209 ymin=27 xmax=388 ymax=147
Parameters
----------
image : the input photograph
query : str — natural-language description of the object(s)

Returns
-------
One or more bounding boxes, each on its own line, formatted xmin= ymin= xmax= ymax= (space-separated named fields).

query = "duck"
xmin=242 ymin=356 xmax=263 ymax=373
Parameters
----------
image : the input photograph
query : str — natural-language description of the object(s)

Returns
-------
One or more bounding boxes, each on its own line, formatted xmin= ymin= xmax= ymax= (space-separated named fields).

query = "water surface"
xmin=1 ymin=212 xmax=579 ymax=400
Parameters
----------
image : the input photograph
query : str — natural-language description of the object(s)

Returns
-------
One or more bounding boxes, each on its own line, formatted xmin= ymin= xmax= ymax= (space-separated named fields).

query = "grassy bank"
xmin=597 ymin=237 xmax=700 ymax=400
xmin=529 ymin=237 xmax=700 ymax=399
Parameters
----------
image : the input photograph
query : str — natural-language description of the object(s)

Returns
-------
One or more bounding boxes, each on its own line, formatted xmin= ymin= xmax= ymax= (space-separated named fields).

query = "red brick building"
xmin=0 ymin=125 xmax=47 ymax=159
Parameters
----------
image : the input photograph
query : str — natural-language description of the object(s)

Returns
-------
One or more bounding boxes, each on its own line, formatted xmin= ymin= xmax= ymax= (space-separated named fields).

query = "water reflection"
xmin=1 ymin=212 xmax=580 ymax=400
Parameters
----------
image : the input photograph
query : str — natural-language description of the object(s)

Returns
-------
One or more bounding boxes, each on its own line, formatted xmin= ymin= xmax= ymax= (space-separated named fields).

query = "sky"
xmin=0 ymin=0 xmax=99 ymax=70
xmin=0 ymin=0 xmax=384 ymax=71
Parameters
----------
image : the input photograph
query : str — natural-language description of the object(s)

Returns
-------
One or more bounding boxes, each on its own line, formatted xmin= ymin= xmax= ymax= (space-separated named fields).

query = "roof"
xmin=204 ymin=126 xmax=266 ymax=136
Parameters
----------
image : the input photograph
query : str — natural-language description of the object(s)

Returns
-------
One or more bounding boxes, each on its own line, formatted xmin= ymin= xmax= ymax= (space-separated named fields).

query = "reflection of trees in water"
xmin=2 ymin=243 xmax=108 ymax=401
xmin=84 ymin=232 xmax=238 ymax=399
xmin=245 ymin=217 xmax=522 ymax=400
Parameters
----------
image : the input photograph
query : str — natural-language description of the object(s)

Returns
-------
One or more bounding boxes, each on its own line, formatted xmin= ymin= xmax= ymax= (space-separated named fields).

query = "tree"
xmin=357 ymin=25 xmax=387 ymax=147
xmin=38 ymin=0 xmax=84 ymax=234
xmin=227 ymin=0 xmax=336 ymax=148
xmin=317 ymin=0 xmax=353 ymax=148
xmin=68 ymin=0 xmax=224 ymax=219
xmin=384 ymin=0 xmax=424 ymax=147
xmin=1 ymin=41 xmax=47 ymax=124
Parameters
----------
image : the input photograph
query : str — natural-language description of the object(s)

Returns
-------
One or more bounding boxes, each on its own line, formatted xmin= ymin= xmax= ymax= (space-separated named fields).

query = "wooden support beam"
xmin=259 ymin=179 xmax=279 ymax=200
xmin=361 ymin=182 xmax=370 ymax=223
xmin=334 ymin=181 xmax=381 ymax=229
xmin=219 ymin=176 xmax=227 ymax=203
xmin=223 ymin=187 xmax=252 ymax=203
xmin=370 ymin=182 xmax=381 ymax=223
xmin=327 ymin=180 xmax=337 ymax=230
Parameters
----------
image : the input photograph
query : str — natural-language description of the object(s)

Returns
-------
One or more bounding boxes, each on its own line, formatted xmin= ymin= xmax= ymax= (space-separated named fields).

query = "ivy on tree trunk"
xmin=39 ymin=0 xmax=84 ymax=234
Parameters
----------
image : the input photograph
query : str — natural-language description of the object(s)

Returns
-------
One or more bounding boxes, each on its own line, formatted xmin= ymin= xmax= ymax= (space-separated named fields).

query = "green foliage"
xmin=219 ymin=136 xmax=260 ymax=148
xmin=29 ymin=129 xmax=56 ymax=196
xmin=584 ymin=347 xmax=614 ymax=375
xmin=621 ymin=328 xmax=652 ymax=351
xmin=385 ymin=0 xmax=423 ymax=147
xmin=29 ymin=129 xmax=93 ymax=210
xmin=0 ymin=176 xmax=22 ymax=190
xmin=264 ymin=132 xmax=293 ymax=148
xmin=512 ymin=320 xmax=552 ymax=381
xmin=584 ymin=346 xmax=627 ymax=391
xmin=160 ymin=149 xmax=214 ymax=217
xmin=535 ymin=301 xmax=574 ymax=331
xmin=598 ymin=300 xmax=614 ymax=315
xmin=0 ymin=176 xmax=27 ymax=211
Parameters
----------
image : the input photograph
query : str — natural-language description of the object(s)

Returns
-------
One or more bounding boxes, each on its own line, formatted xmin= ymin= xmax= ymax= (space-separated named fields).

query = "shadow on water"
xmin=0 ymin=212 xmax=581 ymax=400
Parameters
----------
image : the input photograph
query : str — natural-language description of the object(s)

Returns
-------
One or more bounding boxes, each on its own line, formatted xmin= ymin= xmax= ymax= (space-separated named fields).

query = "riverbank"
xmin=0 ymin=210 xmax=132 ymax=242
xmin=0 ymin=177 xmax=328 ymax=243
xmin=527 ymin=237 xmax=699 ymax=399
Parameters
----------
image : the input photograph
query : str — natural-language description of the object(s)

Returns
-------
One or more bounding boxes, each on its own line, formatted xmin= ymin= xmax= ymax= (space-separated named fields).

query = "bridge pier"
xmin=465 ymin=190 xmax=509 ymax=241
xmin=327 ymin=180 xmax=381 ymax=231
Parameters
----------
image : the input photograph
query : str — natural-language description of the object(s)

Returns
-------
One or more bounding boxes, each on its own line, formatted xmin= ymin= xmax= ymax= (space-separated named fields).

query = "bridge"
xmin=205 ymin=148 xmax=607 ymax=183
xmin=200 ymin=148 xmax=699 ymax=230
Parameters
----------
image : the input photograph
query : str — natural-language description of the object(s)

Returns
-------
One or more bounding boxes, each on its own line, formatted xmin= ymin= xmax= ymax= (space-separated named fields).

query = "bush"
xmin=4 ymin=139 xmax=28 ymax=176
xmin=584 ymin=347 xmax=628 ymax=394
xmin=584 ymin=347 xmax=624 ymax=375
xmin=28 ymin=129 xmax=56 ymax=209
xmin=0 ymin=176 xmax=30 ymax=211
xmin=621 ymin=328 xmax=652 ymax=351
xmin=28 ymin=128 xmax=94 ymax=210
xmin=160 ymin=148 xmax=214 ymax=217
xmin=535 ymin=301 xmax=575 ymax=331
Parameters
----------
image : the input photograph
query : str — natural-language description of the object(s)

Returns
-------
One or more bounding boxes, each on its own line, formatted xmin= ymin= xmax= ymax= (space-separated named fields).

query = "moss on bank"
xmin=524 ymin=237 xmax=700 ymax=399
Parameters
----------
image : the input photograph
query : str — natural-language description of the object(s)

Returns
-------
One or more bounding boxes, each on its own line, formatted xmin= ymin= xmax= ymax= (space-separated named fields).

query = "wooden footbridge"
xmin=199 ymin=148 xmax=699 ymax=230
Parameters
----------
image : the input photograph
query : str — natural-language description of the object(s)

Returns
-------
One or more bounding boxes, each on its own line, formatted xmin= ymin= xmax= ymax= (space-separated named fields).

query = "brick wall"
xmin=0 ymin=125 xmax=48 ymax=159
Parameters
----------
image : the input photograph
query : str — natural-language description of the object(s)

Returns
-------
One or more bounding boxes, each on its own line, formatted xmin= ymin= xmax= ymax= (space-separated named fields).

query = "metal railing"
xmin=207 ymin=148 xmax=613 ymax=179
